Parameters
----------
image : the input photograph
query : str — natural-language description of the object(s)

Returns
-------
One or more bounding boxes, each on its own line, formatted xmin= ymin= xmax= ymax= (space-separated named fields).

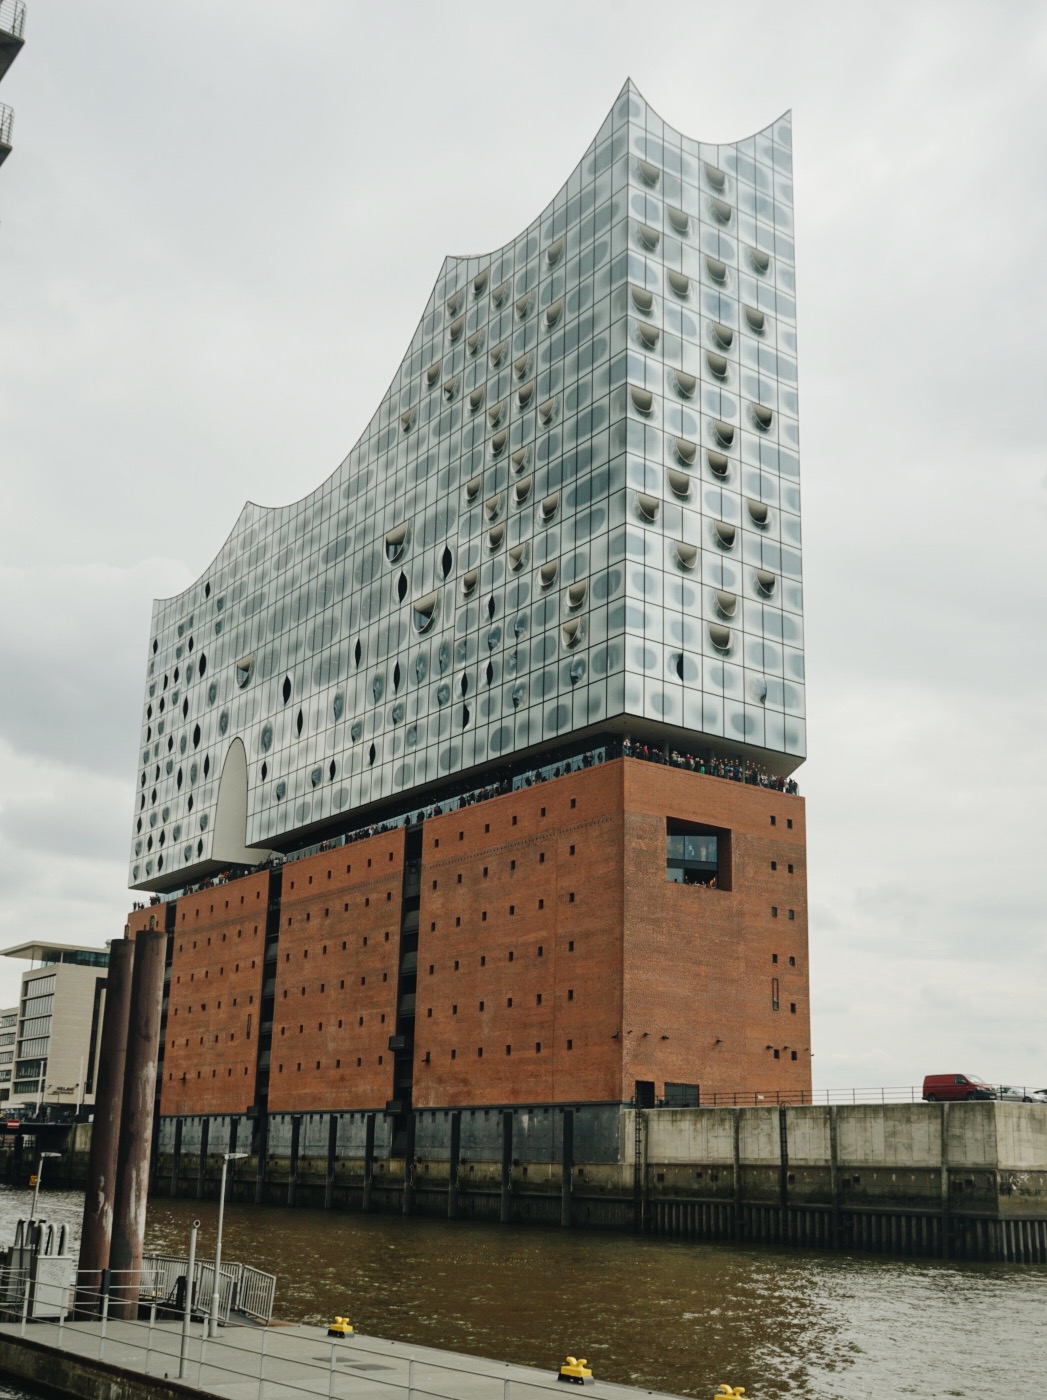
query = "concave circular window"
xmin=667 ymin=270 xmax=691 ymax=299
xmin=710 ymin=197 xmax=733 ymax=224
xmin=484 ymin=493 xmax=502 ymax=522
xmin=544 ymin=298 xmax=564 ymax=328
xmin=400 ymin=406 xmax=415 ymax=433
xmin=705 ymin=162 xmax=726 ymax=192
xmin=712 ymin=420 xmax=735 ymax=447
xmin=467 ymin=328 xmax=484 ymax=355
xmin=636 ymin=158 xmax=660 ymax=187
xmin=461 ymin=569 xmax=478 ymax=597
xmin=636 ymin=492 xmax=660 ymax=522
xmin=412 ymin=593 xmax=438 ymax=635
xmin=630 ymin=386 xmax=654 ymax=414
xmin=748 ymin=246 xmax=771 ymax=275
xmin=667 ymin=469 xmax=691 ymax=500
xmin=709 ymin=622 xmax=732 ymax=652
xmin=539 ymin=492 xmax=560 ymax=523
xmin=707 ymin=450 xmax=730 ymax=478
xmin=509 ymin=543 xmax=529 ymax=572
xmin=752 ymin=404 xmax=774 ymax=431
xmin=487 ymin=524 xmax=505 ymax=552
xmin=631 ymin=285 xmax=654 ymax=314
xmin=705 ymin=255 xmax=727 ymax=284
xmin=565 ymin=580 xmax=588 ymax=611
xmin=715 ymin=589 xmax=738 ymax=618
xmin=674 ymin=540 xmax=698 ymax=571
xmin=707 ymin=351 xmax=729 ymax=380
xmin=674 ymin=436 xmax=697 ymax=465
xmin=714 ymin=520 xmax=737 ymax=549
xmin=561 ymin=619 xmax=583 ymax=649
xmin=539 ymin=561 xmax=559 ymax=589
xmin=547 ymin=236 xmax=565 ymax=266
xmin=744 ymin=305 xmax=767 ymax=334
xmin=755 ymin=569 xmax=777 ymax=597
xmin=637 ymin=223 xmax=660 ymax=251
xmin=667 ymin=206 xmax=690 ymax=235
xmin=469 ymin=385 xmax=485 ymax=412
xmin=426 ymin=361 xmax=442 ymax=387
xmin=747 ymin=499 xmax=770 ymax=527
xmin=637 ymin=321 xmax=660 ymax=350
xmin=385 ymin=523 xmax=409 ymax=562
xmin=514 ymin=477 xmax=533 ymax=506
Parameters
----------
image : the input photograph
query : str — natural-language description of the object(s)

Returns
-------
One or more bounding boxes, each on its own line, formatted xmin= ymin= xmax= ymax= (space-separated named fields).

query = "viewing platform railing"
xmin=0 ymin=1 xmax=26 ymax=41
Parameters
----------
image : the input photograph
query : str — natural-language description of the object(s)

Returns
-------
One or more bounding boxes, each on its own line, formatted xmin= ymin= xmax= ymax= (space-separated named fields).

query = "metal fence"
xmin=689 ymin=1085 xmax=1045 ymax=1107
xmin=0 ymin=102 xmax=12 ymax=149
xmin=0 ymin=0 xmax=26 ymax=40
xmin=0 ymin=1270 xmax=595 ymax=1400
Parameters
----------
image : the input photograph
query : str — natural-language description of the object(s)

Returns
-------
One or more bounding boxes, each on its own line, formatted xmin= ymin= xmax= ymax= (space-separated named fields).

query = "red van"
xmin=922 ymin=1073 xmax=995 ymax=1102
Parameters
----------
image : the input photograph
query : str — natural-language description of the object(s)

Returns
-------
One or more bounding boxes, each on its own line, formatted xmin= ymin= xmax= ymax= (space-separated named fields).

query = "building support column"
xmin=500 ymin=1111 xmax=513 ymax=1225
xmin=75 ymin=937 xmax=134 ymax=1317
xmin=361 ymin=1114 xmax=375 ymax=1213
xmin=324 ymin=1114 xmax=338 ymax=1210
xmin=109 ymin=929 xmax=166 ymax=1320
xmin=560 ymin=1109 xmax=574 ymax=1229
xmin=447 ymin=1112 xmax=461 ymax=1220
xmin=170 ymin=1119 xmax=182 ymax=1197
xmin=287 ymin=1116 xmax=300 ymax=1208
xmin=402 ymin=1112 xmax=416 ymax=1216
xmin=732 ymin=1109 xmax=743 ymax=1243
xmin=197 ymin=1119 xmax=209 ymax=1200
xmin=828 ymin=1106 xmax=840 ymax=1250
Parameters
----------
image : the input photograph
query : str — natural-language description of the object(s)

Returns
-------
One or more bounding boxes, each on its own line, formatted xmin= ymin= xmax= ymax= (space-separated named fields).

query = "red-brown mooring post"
xmin=75 ymin=936 xmax=135 ymax=1316
xmin=109 ymin=928 xmax=166 ymax=1319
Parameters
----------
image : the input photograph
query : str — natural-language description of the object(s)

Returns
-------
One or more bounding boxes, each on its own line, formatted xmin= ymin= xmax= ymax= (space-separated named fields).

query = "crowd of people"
xmin=136 ymin=736 xmax=798 ymax=903
xmin=620 ymin=739 xmax=800 ymax=794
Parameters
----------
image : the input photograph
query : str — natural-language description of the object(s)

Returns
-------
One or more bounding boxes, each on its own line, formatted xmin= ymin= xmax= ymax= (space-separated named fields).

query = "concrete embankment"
xmin=151 ymin=1101 xmax=1047 ymax=1263
xmin=0 ymin=1317 xmax=686 ymax=1400
xmin=24 ymin=1101 xmax=1047 ymax=1264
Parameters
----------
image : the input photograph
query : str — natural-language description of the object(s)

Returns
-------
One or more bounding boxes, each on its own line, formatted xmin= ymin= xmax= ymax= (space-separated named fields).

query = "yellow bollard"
xmin=557 ymin=1354 xmax=594 ymax=1385
xmin=714 ymin=1387 xmax=745 ymax=1397
xmin=327 ymin=1316 xmax=354 ymax=1338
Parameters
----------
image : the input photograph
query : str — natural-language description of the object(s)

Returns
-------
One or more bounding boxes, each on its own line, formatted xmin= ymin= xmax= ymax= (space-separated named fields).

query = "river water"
xmin=0 ymin=1186 xmax=1044 ymax=1398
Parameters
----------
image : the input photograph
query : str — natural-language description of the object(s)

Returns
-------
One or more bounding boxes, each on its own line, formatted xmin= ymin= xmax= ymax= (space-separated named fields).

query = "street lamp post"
xmin=209 ymin=1151 xmax=247 ymax=1338
xmin=29 ymin=1151 xmax=61 ymax=1230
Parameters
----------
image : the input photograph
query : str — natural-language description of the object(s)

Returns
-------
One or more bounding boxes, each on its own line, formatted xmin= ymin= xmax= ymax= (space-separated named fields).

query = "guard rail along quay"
xmin=0 ymin=1268 xmax=698 ymax=1400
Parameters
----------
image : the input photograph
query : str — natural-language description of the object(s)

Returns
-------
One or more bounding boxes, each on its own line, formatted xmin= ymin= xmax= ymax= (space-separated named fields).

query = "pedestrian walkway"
xmin=0 ymin=1315 xmax=690 ymax=1400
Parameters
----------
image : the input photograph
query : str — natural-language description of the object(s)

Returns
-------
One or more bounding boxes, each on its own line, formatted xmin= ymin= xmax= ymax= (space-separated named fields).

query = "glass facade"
xmin=130 ymin=81 xmax=804 ymax=892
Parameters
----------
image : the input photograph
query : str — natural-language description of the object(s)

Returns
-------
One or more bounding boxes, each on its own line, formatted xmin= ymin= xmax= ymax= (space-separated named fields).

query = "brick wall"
xmin=267 ymin=829 xmax=405 ymax=1112
xmin=413 ymin=762 xmax=626 ymax=1107
xmin=621 ymin=761 xmax=811 ymax=1102
xmin=160 ymin=871 xmax=270 ymax=1116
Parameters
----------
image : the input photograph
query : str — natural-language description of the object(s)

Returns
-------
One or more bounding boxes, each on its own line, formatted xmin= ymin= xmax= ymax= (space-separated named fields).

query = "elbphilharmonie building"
xmin=129 ymin=83 xmax=810 ymax=1126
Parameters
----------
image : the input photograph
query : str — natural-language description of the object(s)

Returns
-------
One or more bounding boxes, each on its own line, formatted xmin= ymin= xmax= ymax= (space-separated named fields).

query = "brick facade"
xmin=144 ymin=758 xmax=810 ymax=1118
xmin=160 ymin=871 xmax=269 ymax=1116
xmin=268 ymin=829 xmax=405 ymax=1112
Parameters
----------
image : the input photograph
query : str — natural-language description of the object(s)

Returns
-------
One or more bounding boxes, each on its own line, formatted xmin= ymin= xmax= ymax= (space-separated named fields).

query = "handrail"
xmin=0 ymin=0 xmax=26 ymax=41
xmin=0 ymin=102 xmax=12 ymax=149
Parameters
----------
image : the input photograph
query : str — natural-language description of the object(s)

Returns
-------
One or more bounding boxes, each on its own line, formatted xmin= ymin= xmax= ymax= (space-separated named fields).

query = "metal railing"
xmin=682 ymin=1085 xmax=1046 ymax=1108
xmin=0 ymin=1267 xmax=597 ymax=1400
xmin=0 ymin=101 xmax=12 ymax=149
xmin=0 ymin=0 xmax=26 ymax=41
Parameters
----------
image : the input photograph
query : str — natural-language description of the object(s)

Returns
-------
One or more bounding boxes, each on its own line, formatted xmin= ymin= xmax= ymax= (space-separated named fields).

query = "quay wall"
xmin=18 ymin=1103 xmax=1047 ymax=1263
xmin=0 ymin=1332 xmax=197 ymax=1400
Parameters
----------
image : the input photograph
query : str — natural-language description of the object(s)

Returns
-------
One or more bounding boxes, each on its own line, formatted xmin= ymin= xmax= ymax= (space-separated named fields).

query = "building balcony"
xmin=0 ymin=0 xmax=25 ymax=84
xmin=0 ymin=101 xmax=12 ymax=167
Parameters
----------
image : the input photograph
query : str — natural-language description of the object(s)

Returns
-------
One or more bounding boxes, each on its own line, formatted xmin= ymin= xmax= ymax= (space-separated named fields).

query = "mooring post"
xmin=447 ymin=1111 xmax=461 ymax=1220
xmin=109 ymin=929 xmax=166 ymax=1320
xmin=76 ymin=936 xmax=134 ymax=1316
xmin=500 ymin=1111 xmax=513 ymax=1225
xmin=561 ymin=1108 xmax=574 ymax=1229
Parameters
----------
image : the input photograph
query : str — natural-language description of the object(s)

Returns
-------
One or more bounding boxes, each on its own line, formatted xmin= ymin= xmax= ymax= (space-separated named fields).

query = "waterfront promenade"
xmin=0 ymin=1315 xmax=690 ymax=1400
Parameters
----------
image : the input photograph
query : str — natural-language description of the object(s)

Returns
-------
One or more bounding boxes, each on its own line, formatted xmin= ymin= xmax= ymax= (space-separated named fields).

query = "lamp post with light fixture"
xmin=29 ymin=1150 xmax=61 ymax=1229
xmin=209 ymin=1151 xmax=247 ymax=1337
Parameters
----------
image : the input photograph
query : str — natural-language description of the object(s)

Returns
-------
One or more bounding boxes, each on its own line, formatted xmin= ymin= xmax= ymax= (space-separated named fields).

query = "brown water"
xmin=2 ymin=1187 xmax=1045 ymax=1398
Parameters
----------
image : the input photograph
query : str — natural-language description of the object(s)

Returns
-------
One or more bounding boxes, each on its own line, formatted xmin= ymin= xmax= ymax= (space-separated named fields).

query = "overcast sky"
xmin=0 ymin=1 xmax=1044 ymax=1093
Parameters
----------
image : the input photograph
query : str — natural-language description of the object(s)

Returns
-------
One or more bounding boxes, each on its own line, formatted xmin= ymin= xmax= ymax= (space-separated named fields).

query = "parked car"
xmin=997 ymin=1086 xmax=1047 ymax=1103
xmin=922 ymin=1073 xmax=996 ymax=1102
